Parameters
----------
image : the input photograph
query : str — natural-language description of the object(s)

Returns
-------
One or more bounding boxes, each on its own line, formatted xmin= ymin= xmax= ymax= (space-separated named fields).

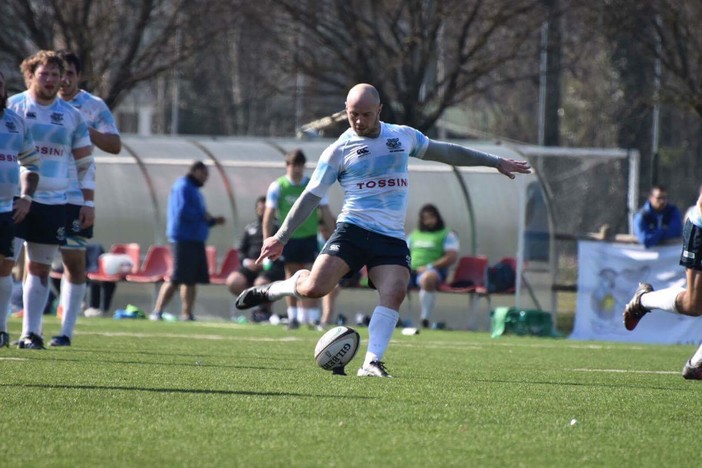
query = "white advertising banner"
xmin=570 ymin=240 xmax=702 ymax=345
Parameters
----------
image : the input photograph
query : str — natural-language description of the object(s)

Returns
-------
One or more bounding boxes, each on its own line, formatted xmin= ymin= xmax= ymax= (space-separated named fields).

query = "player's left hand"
xmin=79 ymin=205 xmax=95 ymax=228
xmin=497 ymin=158 xmax=532 ymax=179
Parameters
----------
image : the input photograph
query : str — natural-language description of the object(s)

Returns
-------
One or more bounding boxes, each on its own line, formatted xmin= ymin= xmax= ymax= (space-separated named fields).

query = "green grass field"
xmin=2 ymin=316 xmax=701 ymax=467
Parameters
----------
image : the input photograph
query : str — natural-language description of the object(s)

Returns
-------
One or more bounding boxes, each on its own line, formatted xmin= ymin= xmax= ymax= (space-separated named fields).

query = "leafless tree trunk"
xmin=0 ymin=0 xmax=239 ymax=109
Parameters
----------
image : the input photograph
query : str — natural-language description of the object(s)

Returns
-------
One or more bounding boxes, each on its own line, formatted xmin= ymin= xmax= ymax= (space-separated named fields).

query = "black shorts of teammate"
xmin=680 ymin=219 xmax=702 ymax=271
xmin=237 ymin=261 xmax=285 ymax=286
xmin=14 ymin=200 xmax=66 ymax=245
xmin=66 ymin=203 xmax=94 ymax=239
xmin=170 ymin=241 xmax=210 ymax=285
xmin=282 ymin=235 xmax=318 ymax=264
xmin=320 ymin=222 xmax=411 ymax=289
xmin=0 ymin=211 xmax=15 ymax=257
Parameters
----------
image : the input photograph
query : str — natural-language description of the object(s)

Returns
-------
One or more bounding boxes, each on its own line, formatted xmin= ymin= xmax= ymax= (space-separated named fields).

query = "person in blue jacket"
xmin=150 ymin=161 xmax=225 ymax=321
xmin=634 ymin=185 xmax=682 ymax=248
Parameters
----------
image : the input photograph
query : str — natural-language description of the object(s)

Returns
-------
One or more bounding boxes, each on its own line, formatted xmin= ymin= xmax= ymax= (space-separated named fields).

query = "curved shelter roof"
xmin=94 ymin=135 xmax=549 ymax=312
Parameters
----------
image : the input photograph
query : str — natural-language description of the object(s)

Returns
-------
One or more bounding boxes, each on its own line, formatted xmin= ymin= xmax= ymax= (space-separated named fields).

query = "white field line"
xmin=0 ymin=357 xmax=29 ymax=361
xmin=80 ymin=331 xmax=301 ymax=342
xmin=567 ymin=368 xmax=678 ymax=375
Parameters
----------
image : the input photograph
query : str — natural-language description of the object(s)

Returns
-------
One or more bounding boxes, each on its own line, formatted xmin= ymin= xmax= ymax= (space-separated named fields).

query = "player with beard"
xmin=0 ymin=70 xmax=40 ymax=348
xmin=236 ymin=83 xmax=531 ymax=377
xmin=43 ymin=50 xmax=121 ymax=346
xmin=7 ymin=50 xmax=93 ymax=350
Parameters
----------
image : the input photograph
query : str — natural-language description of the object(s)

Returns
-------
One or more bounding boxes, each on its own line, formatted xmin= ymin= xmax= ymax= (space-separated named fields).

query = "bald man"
xmin=236 ymin=83 xmax=531 ymax=377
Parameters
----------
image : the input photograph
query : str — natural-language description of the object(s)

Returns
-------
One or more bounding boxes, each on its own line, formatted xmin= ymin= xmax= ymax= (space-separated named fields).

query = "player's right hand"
xmin=256 ymin=237 xmax=284 ymax=264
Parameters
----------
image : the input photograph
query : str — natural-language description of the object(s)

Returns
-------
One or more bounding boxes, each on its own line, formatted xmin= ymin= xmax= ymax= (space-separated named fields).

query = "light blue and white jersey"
xmin=8 ymin=91 xmax=91 ymax=205
xmin=63 ymin=90 xmax=119 ymax=204
xmin=0 ymin=108 xmax=39 ymax=213
xmin=306 ymin=122 xmax=429 ymax=240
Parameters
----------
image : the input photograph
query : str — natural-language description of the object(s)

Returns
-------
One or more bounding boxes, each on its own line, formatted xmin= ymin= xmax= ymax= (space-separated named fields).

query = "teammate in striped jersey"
xmin=7 ymin=50 xmax=94 ymax=350
xmin=0 ymin=70 xmax=40 ymax=348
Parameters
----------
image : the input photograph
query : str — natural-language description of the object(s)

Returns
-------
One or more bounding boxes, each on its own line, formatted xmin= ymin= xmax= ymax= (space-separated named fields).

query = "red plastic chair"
xmin=209 ymin=248 xmax=240 ymax=285
xmin=125 ymin=245 xmax=172 ymax=283
xmin=206 ymin=245 xmax=218 ymax=276
xmin=87 ymin=243 xmax=142 ymax=282
xmin=438 ymin=255 xmax=489 ymax=294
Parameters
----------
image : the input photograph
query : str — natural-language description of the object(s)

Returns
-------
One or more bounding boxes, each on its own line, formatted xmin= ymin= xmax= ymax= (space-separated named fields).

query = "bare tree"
xmin=255 ymin=0 xmax=547 ymax=132
xmin=600 ymin=0 xmax=702 ymax=120
xmin=0 ymin=0 xmax=238 ymax=109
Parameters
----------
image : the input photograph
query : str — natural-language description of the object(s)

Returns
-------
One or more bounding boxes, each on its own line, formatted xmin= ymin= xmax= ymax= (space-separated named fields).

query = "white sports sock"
xmin=268 ymin=270 xmax=304 ymax=300
xmin=307 ymin=307 xmax=321 ymax=324
xmin=287 ymin=306 xmax=298 ymax=322
xmin=0 ymin=275 xmax=12 ymax=332
xmin=22 ymin=274 xmax=50 ymax=336
xmin=690 ymin=343 xmax=702 ymax=366
xmin=60 ymin=278 xmax=86 ymax=338
xmin=297 ymin=307 xmax=309 ymax=324
xmin=364 ymin=306 xmax=399 ymax=367
xmin=640 ymin=286 xmax=685 ymax=313
xmin=419 ymin=289 xmax=436 ymax=320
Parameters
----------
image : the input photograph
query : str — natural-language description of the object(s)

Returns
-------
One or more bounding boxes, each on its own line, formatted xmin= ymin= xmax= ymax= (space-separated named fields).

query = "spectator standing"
xmin=407 ymin=204 xmax=459 ymax=329
xmin=7 ymin=50 xmax=94 ymax=349
xmin=150 ymin=161 xmax=225 ymax=321
xmin=0 ymin=70 xmax=40 ymax=348
xmin=634 ymin=185 xmax=682 ymax=248
xmin=236 ymin=83 xmax=530 ymax=377
xmin=48 ymin=50 xmax=121 ymax=346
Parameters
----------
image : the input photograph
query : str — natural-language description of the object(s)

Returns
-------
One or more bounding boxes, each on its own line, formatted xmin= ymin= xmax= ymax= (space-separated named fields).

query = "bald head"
xmin=346 ymin=83 xmax=380 ymax=107
xmin=345 ymin=83 xmax=382 ymax=137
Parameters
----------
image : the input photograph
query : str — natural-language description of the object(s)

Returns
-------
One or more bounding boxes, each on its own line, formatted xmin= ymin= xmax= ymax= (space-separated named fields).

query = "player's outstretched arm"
xmin=422 ymin=139 xmax=531 ymax=179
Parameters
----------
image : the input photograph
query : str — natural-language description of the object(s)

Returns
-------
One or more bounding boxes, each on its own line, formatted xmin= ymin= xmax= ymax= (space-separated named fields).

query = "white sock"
xmin=0 ymin=275 xmax=12 ymax=332
xmin=307 ymin=307 xmax=321 ymax=324
xmin=691 ymin=344 xmax=702 ymax=366
xmin=419 ymin=289 xmax=436 ymax=320
xmin=22 ymin=274 xmax=50 ymax=336
xmin=287 ymin=306 xmax=298 ymax=322
xmin=60 ymin=278 xmax=86 ymax=338
xmin=297 ymin=307 xmax=309 ymax=324
xmin=364 ymin=306 xmax=399 ymax=367
xmin=268 ymin=270 xmax=304 ymax=300
xmin=640 ymin=286 xmax=685 ymax=312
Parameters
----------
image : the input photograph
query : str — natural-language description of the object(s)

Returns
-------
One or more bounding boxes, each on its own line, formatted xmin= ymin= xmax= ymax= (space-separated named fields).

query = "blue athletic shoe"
xmin=20 ymin=332 xmax=45 ymax=350
xmin=0 ymin=331 xmax=9 ymax=348
xmin=49 ymin=335 xmax=71 ymax=347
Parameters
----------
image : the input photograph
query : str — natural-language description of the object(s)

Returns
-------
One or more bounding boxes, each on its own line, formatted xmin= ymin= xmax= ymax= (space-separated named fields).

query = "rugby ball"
xmin=314 ymin=326 xmax=360 ymax=371
xmin=101 ymin=253 xmax=135 ymax=275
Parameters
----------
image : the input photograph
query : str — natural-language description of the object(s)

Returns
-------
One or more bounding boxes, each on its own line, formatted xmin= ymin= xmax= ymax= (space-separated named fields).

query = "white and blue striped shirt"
xmin=8 ymin=91 xmax=91 ymax=205
xmin=306 ymin=122 xmax=429 ymax=240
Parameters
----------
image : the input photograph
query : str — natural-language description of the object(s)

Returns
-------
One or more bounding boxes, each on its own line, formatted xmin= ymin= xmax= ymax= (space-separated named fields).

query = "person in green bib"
xmin=263 ymin=149 xmax=334 ymax=329
xmin=408 ymin=204 xmax=459 ymax=328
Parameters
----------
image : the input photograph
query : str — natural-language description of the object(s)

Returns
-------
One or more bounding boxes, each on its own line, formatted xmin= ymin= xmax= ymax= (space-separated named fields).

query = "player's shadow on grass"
xmin=0 ymin=382 xmax=371 ymax=399
xmin=18 ymin=354 xmax=296 ymax=371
